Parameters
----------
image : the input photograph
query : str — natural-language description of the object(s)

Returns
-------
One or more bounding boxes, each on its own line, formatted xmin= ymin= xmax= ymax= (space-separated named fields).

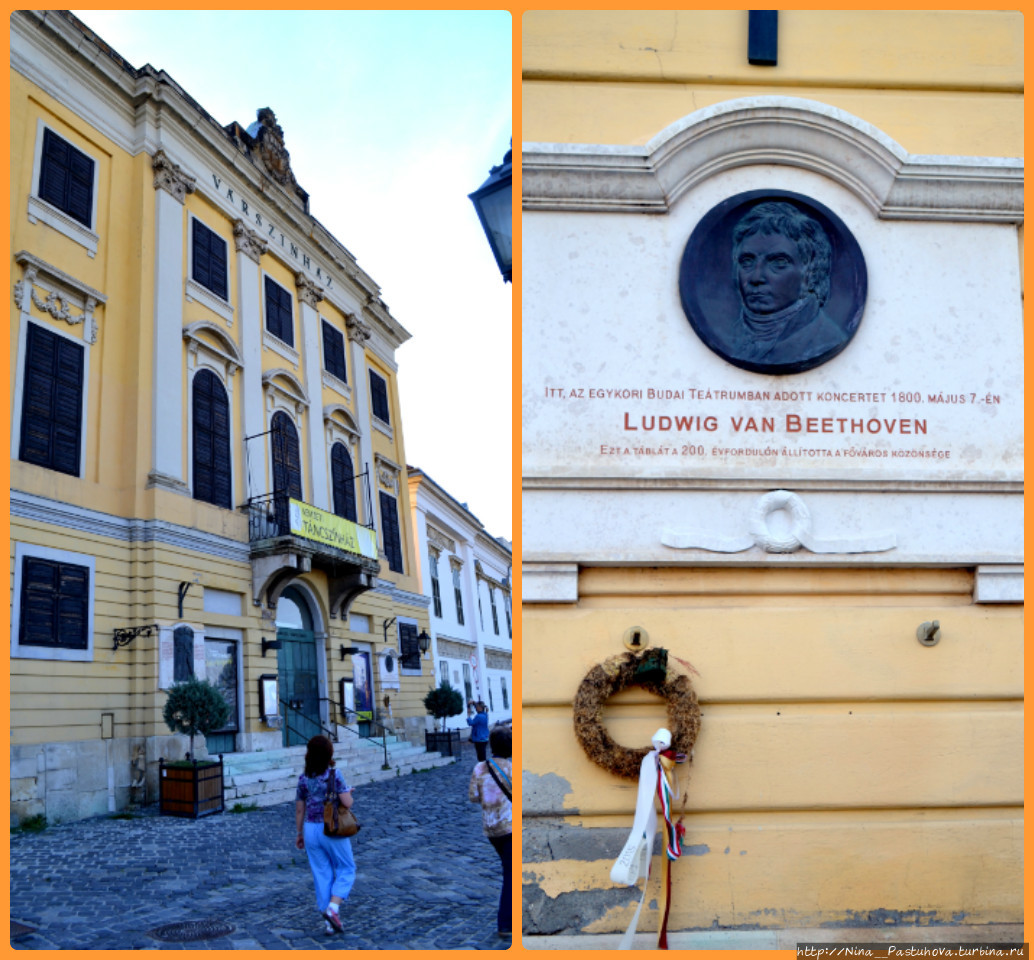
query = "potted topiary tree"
xmin=423 ymin=680 xmax=464 ymax=756
xmin=159 ymin=677 xmax=231 ymax=818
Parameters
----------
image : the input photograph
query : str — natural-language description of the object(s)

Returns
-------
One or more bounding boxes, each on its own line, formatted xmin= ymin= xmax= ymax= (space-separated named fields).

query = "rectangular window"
xmin=20 ymin=322 xmax=84 ymax=477
xmin=490 ymin=587 xmax=499 ymax=635
xmin=462 ymin=663 xmax=473 ymax=703
xmin=399 ymin=621 xmax=420 ymax=671
xmin=487 ymin=679 xmax=494 ymax=712
xmin=439 ymin=660 xmax=449 ymax=685
xmin=322 ymin=320 xmax=347 ymax=382
xmin=369 ymin=369 xmax=390 ymax=423
xmin=38 ymin=128 xmax=95 ymax=228
xmin=501 ymin=677 xmax=509 ymax=711
xmin=452 ymin=567 xmax=465 ymax=625
xmin=192 ymin=219 xmax=228 ymax=300
xmin=379 ymin=491 xmax=404 ymax=573
xmin=505 ymin=604 xmax=512 ymax=639
xmin=264 ymin=276 xmax=294 ymax=346
xmin=429 ymin=552 xmax=443 ymax=618
xmin=19 ymin=555 xmax=89 ymax=651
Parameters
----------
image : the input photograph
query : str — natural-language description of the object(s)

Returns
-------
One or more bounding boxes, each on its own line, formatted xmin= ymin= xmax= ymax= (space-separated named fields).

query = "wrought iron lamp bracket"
xmin=113 ymin=624 xmax=160 ymax=651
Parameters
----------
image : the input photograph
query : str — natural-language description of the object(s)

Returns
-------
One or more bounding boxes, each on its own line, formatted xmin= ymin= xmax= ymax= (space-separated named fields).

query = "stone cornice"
xmin=14 ymin=251 xmax=108 ymax=345
xmin=523 ymin=96 xmax=1024 ymax=223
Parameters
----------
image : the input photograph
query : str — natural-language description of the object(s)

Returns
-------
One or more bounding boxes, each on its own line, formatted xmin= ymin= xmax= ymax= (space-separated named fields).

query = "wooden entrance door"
xmin=277 ymin=627 xmax=321 ymax=746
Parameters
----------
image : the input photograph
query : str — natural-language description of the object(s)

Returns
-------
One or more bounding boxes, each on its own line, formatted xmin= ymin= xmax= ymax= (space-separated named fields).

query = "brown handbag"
xmin=321 ymin=771 xmax=360 ymax=838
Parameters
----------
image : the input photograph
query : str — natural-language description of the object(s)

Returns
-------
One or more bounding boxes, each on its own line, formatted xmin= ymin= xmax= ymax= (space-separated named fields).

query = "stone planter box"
xmin=425 ymin=730 xmax=461 ymax=757
xmin=159 ymin=755 xmax=224 ymax=818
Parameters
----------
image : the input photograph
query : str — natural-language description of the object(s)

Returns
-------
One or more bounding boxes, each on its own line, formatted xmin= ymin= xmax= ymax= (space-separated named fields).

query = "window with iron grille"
xmin=38 ymin=128 xmax=95 ymax=228
xmin=490 ymin=586 xmax=499 ymax=635
xmin=19 ymin=555 xmax=89 ymax=651
xmin=379 ymin=491 xmax=404 ymax=573
xmin=430 ymin=552 xmax=443 ymax=618
xmin=322 ymin=320 xmax=347 ymax=382
xmin=191 ymin=219 xmax=228 ymax=300
xmin=192 ymin=369 xmax=232 ymax=509
xmin=264 ymin=275 xmax=294 ymax=346
xmin=20 ymin=322 xmax=84 ymax=477
xmin=399 ymin=621 xmax=421 ymax=671
xmin=369 ymin=369 xmax=390 ymax=423
xmin=452 ymin=567 xmax=465 ymax=625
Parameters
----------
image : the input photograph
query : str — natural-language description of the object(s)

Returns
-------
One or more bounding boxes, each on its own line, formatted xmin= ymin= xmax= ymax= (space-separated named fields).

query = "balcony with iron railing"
xmin=244 ymin=468 xmax=381 ymax=611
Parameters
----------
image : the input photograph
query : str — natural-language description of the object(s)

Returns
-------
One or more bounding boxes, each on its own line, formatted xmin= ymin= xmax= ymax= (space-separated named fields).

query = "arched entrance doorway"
xmin=276 ymin=586 xmax=322 ymax=746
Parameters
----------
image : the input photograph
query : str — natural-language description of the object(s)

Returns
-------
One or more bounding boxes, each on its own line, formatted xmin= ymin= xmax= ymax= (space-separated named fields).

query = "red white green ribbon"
xmin=610 ymin=729 xmax=688 ymax=950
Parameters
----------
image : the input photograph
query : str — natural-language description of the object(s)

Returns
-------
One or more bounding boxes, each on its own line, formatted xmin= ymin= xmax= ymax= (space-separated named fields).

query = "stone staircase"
xmin=222 ymin=734 xmax=456 ymax=808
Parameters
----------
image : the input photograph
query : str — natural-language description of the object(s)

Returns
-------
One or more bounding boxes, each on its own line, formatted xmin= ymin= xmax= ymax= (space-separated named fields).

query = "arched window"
xmin=330 ymin=442 xmax=357 ymax=522
xmin=192 ymin=369 xmax=232 ymax=509
xmin=270 ymin=410 xmax=302 ymax=500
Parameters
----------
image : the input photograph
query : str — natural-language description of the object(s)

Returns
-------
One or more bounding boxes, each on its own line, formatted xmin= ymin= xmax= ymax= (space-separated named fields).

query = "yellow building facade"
xmin=522 ymin=11 xmax=1022 ymax=947
xmin=11 ymin=11 xmax=438 ymax=825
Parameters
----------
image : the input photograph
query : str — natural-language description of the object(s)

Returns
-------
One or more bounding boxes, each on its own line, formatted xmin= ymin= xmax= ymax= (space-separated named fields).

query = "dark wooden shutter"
xmin=399 ymin=621 xmax=420 ymax=670
xmin=192 ymin=370 xmax=232 ymax=509
xmin=192 ymin=220 xmax=228 ymax=300
xmin=379 ymin=491 xmax=403 ymax=573
xmin=20 ymin=323 xmax=84 ymax=477
xmin=264 ymin=276 xmax=294 ymax=347
xmin=271 ymin=411 xmax=302 ymax=499
xmin=322 ymin=320 xmax=347 ymax=381
xmin=38 ymin=128 xmax=95 ymax=228
xmin=430 ymin=555 xmax=442 ymax=618
xmin=454 ymin=569 xmax=465 ymax=625
xmin=20 ymin=556 xmax=89 ymax=650
xmin=369 ymin=370 xmax=390 ymax=423
xmin=330 ymin=443 xmax=357 ymax=521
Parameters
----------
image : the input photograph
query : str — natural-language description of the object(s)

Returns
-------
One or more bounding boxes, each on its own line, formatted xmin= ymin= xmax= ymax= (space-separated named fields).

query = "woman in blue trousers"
xmin=295 ymin=735 xmax=356 ymax=935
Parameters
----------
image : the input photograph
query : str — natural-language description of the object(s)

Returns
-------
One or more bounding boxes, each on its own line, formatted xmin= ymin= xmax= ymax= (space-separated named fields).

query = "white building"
xmin=407 ymin=467 xmax=512 ymax=730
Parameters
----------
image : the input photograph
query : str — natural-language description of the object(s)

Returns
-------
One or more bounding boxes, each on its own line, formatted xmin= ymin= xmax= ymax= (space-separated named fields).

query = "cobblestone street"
xmin=11 ymin=742 xmax=510 ymax=950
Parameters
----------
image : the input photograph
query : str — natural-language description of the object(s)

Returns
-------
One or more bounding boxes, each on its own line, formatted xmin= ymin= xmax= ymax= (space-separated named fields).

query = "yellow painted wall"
xmin=523 ymin=569 xmax=1022 ymax=931
xmin=522 ymin=11 xmax=1023 ymax=156
xmin=521 ymin=10 xmax=1023 ymax=936
xmin=10 ymin=37 xmax=432 ymax=803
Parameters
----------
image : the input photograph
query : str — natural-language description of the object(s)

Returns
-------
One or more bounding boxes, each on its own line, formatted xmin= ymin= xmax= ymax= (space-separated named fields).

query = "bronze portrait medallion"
xmin=678 ymin=190 xmax=867 ymax=375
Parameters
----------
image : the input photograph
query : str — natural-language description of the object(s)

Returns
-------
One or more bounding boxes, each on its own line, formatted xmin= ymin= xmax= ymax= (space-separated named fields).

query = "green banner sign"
xmin=288 ymin=499 xmax=379 ymax=560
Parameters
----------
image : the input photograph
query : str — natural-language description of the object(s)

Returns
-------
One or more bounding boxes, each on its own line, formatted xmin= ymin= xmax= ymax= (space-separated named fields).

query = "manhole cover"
xmin=147 ymin=919 xmax=236 ymax=942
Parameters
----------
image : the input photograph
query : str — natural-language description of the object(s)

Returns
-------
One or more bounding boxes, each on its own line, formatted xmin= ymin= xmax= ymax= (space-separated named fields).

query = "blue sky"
xmin=72 ymin=10 xmax=513 ymax=539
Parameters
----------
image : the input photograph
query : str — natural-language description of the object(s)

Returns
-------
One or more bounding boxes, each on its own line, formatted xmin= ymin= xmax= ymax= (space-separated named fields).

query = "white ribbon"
xmin=610 ymin=729 xmax=672 ymax=950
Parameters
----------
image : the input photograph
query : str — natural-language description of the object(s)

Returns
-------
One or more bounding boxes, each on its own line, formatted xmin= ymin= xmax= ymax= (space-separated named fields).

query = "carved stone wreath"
xmin=573 ymin=648 xmax=701 ymax=781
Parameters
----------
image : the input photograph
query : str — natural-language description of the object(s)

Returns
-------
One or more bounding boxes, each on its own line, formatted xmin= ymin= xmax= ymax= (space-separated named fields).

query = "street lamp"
xmin=469 ymin=143 xmax=512 ymax=283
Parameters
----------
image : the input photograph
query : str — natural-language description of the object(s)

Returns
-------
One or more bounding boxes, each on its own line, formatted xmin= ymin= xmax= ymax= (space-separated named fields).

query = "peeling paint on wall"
xmin=522 ymin=769 xmax=579 ymax=815
xmin=524 ymin=817 xmax=659 ymax=863
xmin=523 ymin=880 xmax=641 ymax=936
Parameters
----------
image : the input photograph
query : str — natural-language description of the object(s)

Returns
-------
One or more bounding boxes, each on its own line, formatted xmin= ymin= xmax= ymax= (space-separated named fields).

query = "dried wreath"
xmin=573 ymin=647 xmax=701 ymax=781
